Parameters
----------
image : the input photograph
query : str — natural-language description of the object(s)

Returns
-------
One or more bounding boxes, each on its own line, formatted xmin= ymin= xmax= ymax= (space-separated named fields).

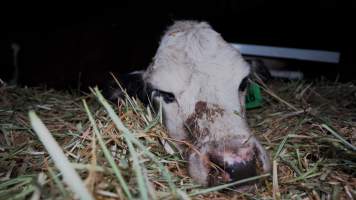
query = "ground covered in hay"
xmin=0 ymin=79 xmax=355 ymax=200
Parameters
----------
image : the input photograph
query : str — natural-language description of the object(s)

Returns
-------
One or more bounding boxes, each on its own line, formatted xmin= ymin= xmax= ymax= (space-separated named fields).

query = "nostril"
xmin=224 ymin=159 xmax=257 ymax=181
xmin=209 ymin=153 xmax=257 ymax=184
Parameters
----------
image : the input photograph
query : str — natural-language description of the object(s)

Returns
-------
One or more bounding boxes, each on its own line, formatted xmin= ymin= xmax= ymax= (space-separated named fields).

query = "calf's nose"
xmin=221 ymin=158 xmax=257 ymax=181
xmin=209 ymin=151 xmax=257 ymax=184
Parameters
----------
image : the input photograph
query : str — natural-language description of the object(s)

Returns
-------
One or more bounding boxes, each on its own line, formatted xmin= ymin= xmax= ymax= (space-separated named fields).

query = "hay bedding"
xmin=0 ymin=79 xmax=355 ymax=200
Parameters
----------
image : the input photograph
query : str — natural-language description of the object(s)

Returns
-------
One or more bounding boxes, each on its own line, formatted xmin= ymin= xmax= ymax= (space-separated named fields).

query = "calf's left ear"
xmin=102 ymin=71 xmax=149 ymax=104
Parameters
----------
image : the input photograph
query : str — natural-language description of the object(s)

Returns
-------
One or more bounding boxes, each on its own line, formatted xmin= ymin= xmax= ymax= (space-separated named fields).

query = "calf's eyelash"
xmin=239 ymin=77 xmax=249 ymax=92
xmin=152 ymin=89 xmax=176 ymax=103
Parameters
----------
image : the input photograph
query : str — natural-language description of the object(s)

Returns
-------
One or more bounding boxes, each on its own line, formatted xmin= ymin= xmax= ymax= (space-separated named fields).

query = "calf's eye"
xmin=152 ymin=89 xmax=176 ymax=103
xmin=239 ymin=77 xmax=249 ymax=92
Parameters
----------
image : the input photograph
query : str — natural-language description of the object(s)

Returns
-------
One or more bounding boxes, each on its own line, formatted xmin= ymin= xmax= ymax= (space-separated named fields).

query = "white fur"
xmin=143 ymin=21 xmax=270 ymax=185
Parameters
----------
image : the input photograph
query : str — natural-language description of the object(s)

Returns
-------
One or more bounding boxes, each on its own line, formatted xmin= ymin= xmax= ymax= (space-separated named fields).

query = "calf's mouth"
xmin=184 ymin=101 xmax=270 ymax=186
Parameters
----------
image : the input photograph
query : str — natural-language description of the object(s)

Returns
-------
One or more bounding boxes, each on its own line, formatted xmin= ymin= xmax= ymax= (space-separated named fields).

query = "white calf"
xmin=142 ymin=21 xmax=271 ymax=186
xmin=116 ymin=21 xmax=271 ymax=186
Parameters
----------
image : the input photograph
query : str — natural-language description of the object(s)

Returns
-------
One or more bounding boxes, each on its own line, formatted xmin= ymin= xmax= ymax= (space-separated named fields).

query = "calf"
xmin=109 ymin=20 xmax=271 ymax=186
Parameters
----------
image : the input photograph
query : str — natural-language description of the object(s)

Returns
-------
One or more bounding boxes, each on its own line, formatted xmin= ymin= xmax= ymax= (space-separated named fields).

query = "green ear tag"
xmin=245 ymin=83 xmax=262 ymax=109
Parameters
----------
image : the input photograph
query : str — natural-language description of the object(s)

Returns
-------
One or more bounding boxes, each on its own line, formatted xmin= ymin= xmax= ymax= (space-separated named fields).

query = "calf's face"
xmin=143 ymin=21 xmax=270 ymax=186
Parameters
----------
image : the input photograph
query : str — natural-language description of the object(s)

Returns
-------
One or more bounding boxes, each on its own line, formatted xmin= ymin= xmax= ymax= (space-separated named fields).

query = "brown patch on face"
xmin=185 ymin=101 xmax=224 ymax=143
xmin=254 ymin=146 xmax=264 ymax=174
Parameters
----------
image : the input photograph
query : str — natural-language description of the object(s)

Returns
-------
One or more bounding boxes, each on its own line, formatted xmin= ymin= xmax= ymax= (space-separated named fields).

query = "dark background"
xmin=1 ymin=1 xmax=355 ymax=90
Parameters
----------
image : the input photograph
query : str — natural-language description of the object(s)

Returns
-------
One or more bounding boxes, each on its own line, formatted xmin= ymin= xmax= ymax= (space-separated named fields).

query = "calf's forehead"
xmin=146 ymin=60 xmax=250 ymax=97
xmin=144 ymin=20 xmax=250 ymax=95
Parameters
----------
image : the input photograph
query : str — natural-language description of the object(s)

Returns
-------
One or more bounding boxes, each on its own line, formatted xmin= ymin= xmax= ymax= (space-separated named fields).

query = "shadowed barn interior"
xmin=0 ymin=1 xmax=355 ymax=200
xmin=1 ymin=1 xmax=355 ymax=89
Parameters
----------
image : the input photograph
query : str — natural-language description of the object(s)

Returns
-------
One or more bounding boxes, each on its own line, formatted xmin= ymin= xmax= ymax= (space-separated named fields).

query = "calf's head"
xmin=143 ymin=21 xmax=271 ymax=186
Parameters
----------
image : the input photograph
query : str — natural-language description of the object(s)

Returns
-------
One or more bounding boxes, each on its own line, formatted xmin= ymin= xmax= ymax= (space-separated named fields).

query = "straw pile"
xmin=0 ymin=78 xmax=355 ymax=200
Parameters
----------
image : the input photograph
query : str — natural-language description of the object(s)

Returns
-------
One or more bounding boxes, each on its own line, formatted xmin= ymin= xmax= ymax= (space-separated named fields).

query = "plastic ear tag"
xmin=245 ymin=83 xmax=263 ymax=109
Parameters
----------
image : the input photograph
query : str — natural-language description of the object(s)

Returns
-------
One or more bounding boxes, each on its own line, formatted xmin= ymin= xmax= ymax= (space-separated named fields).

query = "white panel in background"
xmin=232 ymin=43 xmax=340 ymax=63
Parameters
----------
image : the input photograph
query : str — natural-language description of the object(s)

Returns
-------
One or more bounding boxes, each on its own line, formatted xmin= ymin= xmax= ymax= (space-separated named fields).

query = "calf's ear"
xmin=102 ymin=71 xmax=150 ymax=104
